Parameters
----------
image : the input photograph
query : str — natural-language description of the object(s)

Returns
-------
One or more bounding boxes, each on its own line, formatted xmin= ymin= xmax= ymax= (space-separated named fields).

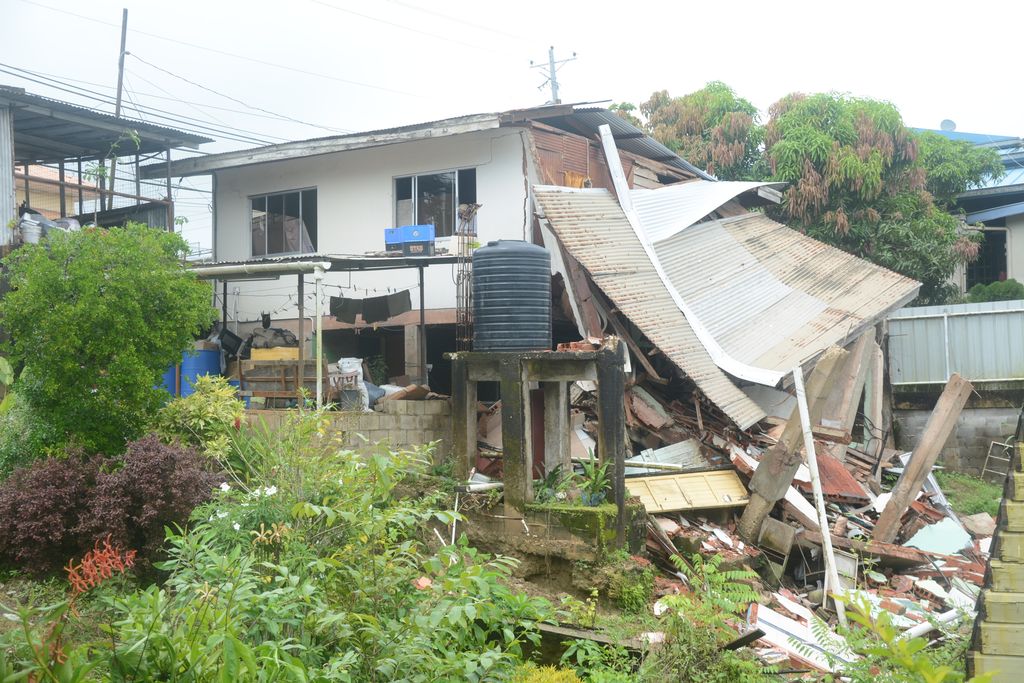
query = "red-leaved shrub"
xmin=0 ymin=435 xmax=218 ymax=575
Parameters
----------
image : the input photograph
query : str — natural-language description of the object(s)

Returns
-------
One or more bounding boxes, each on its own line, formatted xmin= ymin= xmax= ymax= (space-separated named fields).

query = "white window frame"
xmin=249 ymin=187 xmax=317 ymax=257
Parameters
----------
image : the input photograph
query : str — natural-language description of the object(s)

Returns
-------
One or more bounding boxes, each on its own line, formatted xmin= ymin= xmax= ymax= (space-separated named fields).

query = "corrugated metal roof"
xmin=533 ymin=186 xmax=767 ymax=428
xmin=535 ymin=185 xmax=921 ymax=423
xmin=966 ymin=199 xmax=1024 ymax=223
xmin=653 ymin=213 xmax=920 ymax=377
xmin=0 ymin=85 xmax=211 ymax=163
xmin=632 ymin=180 xmax=787 ymax=243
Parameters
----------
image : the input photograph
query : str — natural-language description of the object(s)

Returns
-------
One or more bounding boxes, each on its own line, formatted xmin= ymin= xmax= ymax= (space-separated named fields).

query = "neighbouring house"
xmin=0 ymin=85 xmax=212 ymax=241
xmin=917 ymin=126 xmax=1024 ymax=293
xmin=148 ymin=103 xmax=785 ymax=393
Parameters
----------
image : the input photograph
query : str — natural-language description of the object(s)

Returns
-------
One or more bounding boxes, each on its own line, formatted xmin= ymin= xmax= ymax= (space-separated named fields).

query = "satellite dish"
xmin=940 ymin=119 xmax=956 ymax=132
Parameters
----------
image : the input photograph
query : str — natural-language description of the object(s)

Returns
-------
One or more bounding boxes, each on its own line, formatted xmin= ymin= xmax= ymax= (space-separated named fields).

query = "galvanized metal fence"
xmin=887 ymin=299 xmax=1024 ymax=385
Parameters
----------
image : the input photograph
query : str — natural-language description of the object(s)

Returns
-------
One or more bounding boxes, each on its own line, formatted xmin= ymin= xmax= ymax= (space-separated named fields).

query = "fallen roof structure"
xmin=533 ymin=126 xmax=921 ymax=428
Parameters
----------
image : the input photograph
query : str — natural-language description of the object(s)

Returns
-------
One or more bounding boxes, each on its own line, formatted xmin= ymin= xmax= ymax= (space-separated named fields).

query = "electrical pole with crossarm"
xmin=530 ymin=46 xmax=576 ymax=105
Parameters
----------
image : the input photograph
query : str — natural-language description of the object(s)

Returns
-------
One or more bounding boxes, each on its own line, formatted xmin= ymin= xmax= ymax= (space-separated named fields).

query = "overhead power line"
xmin=16 ymin=0 xmax=422 ymax=97
xmin=0 ymin=64 xmax=279 ymax=146
xmin=128 ymin=53 xmax=351 ymax=135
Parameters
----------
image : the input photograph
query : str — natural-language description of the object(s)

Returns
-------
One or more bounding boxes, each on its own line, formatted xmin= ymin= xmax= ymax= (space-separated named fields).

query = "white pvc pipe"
xmin=314 ymin=266 xmax=324 ymax=407
xmin=898 ymin=608 xmax=962 ymax=640
xmin=793 ymin=365 xmax=848 ymax=629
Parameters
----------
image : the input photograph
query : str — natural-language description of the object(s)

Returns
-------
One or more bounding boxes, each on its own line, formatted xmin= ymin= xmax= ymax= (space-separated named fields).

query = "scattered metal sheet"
xmin=624 ymin=439 xmax=709 ymax=476
xmin=905 ymin=518 xmax=972 ymax=555
xmin=795 ymin=451 xmax=870 ymax=504
xmin=625 ymin=470 xmax=748 ymax=513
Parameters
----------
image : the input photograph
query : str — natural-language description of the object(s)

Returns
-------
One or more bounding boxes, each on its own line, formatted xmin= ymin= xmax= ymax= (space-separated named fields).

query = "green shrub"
xmin=0 ymin=393 xmax=64 ymax=476
xmin=966 ymin=278 xmax=1024 ymax=303
xmin=0 ymin=223 xmax=216 ymax=454
xmin=934 ymin=470 xmax=1002 ymax=517
xmin=155 ymin=374 xmax=245 ymax=458
xmin=0 ymin=436 xmax=217 ymax=575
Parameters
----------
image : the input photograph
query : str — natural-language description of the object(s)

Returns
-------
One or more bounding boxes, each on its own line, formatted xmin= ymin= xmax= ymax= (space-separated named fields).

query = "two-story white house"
xmin=150 ymin=104 xmax=738 ymax=390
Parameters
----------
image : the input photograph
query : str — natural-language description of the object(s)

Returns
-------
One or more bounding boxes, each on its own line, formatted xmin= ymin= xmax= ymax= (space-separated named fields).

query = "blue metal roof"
xmin=914 ymin=127 xmax=1018 ymax=145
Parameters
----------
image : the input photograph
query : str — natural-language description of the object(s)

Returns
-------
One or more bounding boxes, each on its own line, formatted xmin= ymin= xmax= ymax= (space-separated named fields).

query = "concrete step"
xmin=1005 ymin=501 xmax=1024 ymax=533
xmin=981 ymin=590 xmax=1024 ymax=623
xmin=971 ymin=652 xmax=1024 ymax=680
xmin=991 ymin=560 xmax=1024 ymax=591
xmin=1011 ymin=471 xmax=1024 ymax=502
xmin=999 ymin=532 xmax=1024 ymax=562
xmin=980 ymin=622 xmax=1024 ymax=657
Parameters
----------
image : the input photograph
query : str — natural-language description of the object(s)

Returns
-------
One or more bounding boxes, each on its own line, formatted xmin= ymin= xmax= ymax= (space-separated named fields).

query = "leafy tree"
xmin=762 ymin=92 xmax=997 ymax=303
xmin=624 ymin=85 xmax=1003 ymax=304
xmin=640 ymin=82 xmax=763 ymax=180
xmin=1 ymin=223 xmax=215 ymax=454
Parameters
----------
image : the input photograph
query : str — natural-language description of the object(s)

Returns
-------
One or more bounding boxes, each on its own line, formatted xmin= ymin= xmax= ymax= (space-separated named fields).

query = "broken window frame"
xmin=250 ymin=187 xmax=318 ymax=257
xmin=393 ymin=168 xmax=476 ymax=238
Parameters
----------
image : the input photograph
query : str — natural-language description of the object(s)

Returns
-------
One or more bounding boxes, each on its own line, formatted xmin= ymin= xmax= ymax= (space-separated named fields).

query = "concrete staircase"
xmin=970 ymin=443 xmax=1024 ymax=679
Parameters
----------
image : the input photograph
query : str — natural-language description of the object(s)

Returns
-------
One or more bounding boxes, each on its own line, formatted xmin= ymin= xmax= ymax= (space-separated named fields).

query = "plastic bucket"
xmin=21 ymin=223 xmax=41 ymax=244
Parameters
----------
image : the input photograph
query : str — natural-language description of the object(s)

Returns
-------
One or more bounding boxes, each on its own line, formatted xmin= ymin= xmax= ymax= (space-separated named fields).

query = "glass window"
xmin=250 ymin=189 xmax=317 ymax=255
xmin=394 ymin=169 xmax=475 ymax=238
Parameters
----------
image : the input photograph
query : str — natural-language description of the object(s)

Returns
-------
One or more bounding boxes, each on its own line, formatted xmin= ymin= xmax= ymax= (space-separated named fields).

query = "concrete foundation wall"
xmin=248 ymin=399 xmax=451 ymax=461
xmin=893 ymin=407 xmax=1018 ymax=474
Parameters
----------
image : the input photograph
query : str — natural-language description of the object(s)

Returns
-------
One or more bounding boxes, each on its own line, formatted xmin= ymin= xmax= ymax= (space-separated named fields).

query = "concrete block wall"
xmin=247 ymin=400 xmax=451 ymax=462
xmin=893 ymin=407 xmax=1018 ymax=474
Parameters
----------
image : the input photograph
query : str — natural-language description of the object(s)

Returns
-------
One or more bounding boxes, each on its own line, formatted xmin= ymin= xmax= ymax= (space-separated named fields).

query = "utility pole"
xmin=108 ymin=8 xmax=128 ymax=210
xmin=530 ymin=46 xmax=576 ymax=105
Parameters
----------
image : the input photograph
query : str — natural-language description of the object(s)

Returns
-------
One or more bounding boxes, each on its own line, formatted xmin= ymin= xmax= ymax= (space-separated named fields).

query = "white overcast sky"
xmin=3 ymin=0 xmax=1022 ymax=250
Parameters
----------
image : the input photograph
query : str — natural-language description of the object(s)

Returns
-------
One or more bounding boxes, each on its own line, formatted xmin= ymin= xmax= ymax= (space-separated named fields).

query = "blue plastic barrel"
xmin=160 ymin=366 xmax=177 ymax=395
xmin=180 ymin=349 xmax=220 ymax=397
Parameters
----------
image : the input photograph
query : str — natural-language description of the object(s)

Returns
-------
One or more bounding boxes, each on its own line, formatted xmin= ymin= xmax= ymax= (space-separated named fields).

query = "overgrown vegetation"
xmin=934 ymin=470 xmax=1002 ymax=517
xmin=0 ymin=223 xmax=216 ymax=456
xmin=155 ymin=374 xmax=246 ymax=459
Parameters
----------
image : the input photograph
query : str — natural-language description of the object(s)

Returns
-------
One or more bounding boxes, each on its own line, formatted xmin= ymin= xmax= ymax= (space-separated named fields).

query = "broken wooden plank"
xmin=737 ymin=347 xmax=848 ymax=542
xmin=873 ymin=373 xmax=973 ymax=544
xmin=628 ymin=386 xmax=672 ymax=430
xmin=626 ymin=470 xmax=748 ymax=513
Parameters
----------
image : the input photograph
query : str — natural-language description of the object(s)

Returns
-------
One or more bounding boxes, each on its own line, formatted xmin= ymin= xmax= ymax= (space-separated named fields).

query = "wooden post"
xmin=543 ymin=381 xmax=571 ymax=477
xmin=819 ymin=331 xmax=873 ymax=461
xmin=737 ymin=346 xmax=848 ymax=542
xmin=596 ymin=339 xmax=627 ymax=546
xmin=450 ymin=357 xmax=477 ymax=480
xmin=873 ymin=373 xmax=973 ymax=543
xmin=863 ymin=341 xmax=885 ymax=461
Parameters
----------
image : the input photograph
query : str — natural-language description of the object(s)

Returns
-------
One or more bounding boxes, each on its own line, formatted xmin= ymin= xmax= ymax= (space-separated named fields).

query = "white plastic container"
xmin=20 ymin=222 xmax=41 ymax=244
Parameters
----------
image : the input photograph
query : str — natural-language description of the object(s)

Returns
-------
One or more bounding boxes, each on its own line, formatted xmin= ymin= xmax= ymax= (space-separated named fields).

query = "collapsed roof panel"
xmin=533 ymin=186 xmax=767 ymax=429
xmin=651 ymin=212 xmax=920 ymax=380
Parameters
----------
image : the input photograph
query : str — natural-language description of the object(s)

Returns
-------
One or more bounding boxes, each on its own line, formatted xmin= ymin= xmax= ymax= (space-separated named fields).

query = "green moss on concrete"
xmin=526 ymin=502 xmax=619 ymax=551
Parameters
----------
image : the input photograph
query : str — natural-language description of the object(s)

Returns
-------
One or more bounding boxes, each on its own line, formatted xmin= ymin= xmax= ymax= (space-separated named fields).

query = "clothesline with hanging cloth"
xmin=330 ymin=289 xmax=413 ymax=324
xmin=188 ymin=253 xmax=460 ymax=401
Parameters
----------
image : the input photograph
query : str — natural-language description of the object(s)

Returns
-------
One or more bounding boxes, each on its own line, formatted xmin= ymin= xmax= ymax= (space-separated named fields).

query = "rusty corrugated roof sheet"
xmin=653 ymin=213 xmax=920 ymax=379
xmin=795 ymin=451 xmax=870 ymax=503
xmin=533 ymin=186 xmax=767 ymax=428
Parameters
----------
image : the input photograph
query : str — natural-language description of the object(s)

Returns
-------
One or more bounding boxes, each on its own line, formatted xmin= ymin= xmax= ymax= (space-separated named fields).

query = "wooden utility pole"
xmin=737 ymin=346 xmax=848 ymax=542
xmin=107 ymin=8 xmax=128 ymax=211
xmin=873 ymin=373 xmax=973 ymax=543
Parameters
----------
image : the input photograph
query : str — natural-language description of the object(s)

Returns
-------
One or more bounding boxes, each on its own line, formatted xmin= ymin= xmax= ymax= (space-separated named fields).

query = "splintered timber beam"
xmin=737 ymin=346 xmax=848 ymax=542
xmin=872 ymin=373 xmax=973 ymax=544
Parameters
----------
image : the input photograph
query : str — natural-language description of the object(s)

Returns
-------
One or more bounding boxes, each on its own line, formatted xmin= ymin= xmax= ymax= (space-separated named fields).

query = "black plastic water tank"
xmin=473 ymin=240 xmax=551 ymax=351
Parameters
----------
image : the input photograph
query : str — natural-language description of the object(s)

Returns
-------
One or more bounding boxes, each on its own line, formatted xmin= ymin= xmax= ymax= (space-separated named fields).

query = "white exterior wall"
xmin=213 ymin=128 xmax=531 ymax=322
xmin=1007 ymin=214 xmax=1024 ymax=282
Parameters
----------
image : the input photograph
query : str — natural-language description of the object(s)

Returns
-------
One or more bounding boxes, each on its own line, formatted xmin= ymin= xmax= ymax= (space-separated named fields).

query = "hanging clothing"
xmin=361 ymin=295 xmax=391 ymax=324
xmin=330 ymin=296 xmax=361 ymax=324
xmin=386 ymin=289 xmax=413 ymax=318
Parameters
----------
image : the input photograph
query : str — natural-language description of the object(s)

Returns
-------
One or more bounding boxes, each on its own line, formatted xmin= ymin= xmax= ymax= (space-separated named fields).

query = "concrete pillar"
xmin=500 ymin=357 xmax=532 ymax=516
xmin=596 ymin=339 xmax=627 ymax=546
xmin=0 ymin=106 xmax=15 ymax=244
xmin=404 ymin=324 xmax=423 ymax=383
xmin=543 ymin=381 xmax=570 ymax=478
xmin=450 ymin=357 xmax=477 ymax=479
